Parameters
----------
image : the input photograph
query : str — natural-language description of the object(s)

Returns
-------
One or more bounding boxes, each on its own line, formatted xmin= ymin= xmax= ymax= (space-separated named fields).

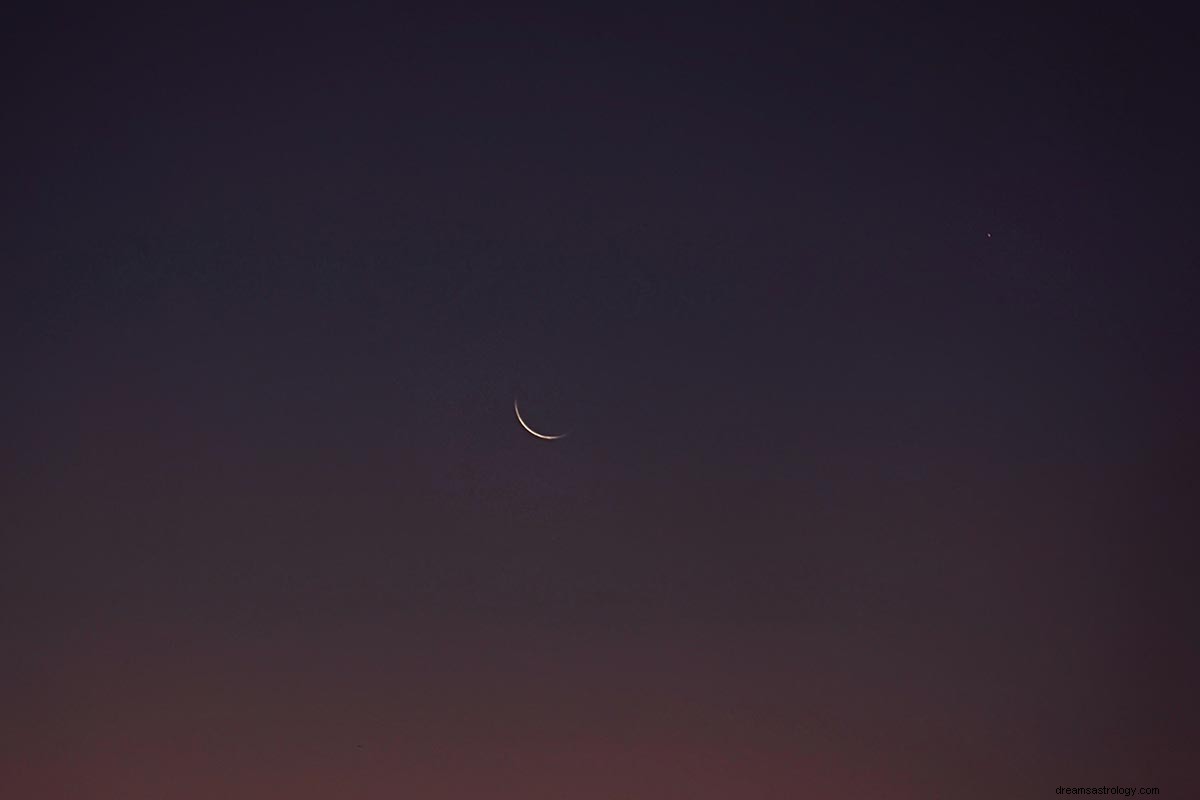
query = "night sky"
xmin=3 ymin=5 xmax=1198 ymax=797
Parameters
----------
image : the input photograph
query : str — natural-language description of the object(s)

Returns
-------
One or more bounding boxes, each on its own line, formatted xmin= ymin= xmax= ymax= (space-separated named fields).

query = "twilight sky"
xmin=2 ymin=4 xmax=1198 ymax=797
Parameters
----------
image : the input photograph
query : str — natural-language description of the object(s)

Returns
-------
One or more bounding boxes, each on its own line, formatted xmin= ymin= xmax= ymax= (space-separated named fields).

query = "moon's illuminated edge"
xmin=514 ymin=399 xmax=567 ymax=440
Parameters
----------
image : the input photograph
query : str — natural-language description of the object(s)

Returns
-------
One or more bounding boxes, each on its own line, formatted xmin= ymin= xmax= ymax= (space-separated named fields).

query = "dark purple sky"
xmin=3 ymin=4 xmax=1198 ymax=797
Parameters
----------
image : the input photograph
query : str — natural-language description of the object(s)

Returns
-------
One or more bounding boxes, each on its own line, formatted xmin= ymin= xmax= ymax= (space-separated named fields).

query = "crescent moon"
xmin=514 ymin=398 xmax=567 ymax=440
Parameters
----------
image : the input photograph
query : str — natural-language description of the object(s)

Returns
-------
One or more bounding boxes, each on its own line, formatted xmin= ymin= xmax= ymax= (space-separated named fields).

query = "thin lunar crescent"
xmin=514 ymin=398 xmax=567 ymax=440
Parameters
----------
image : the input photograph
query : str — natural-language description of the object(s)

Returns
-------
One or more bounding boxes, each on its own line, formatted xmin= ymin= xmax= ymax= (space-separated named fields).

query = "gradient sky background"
xmin=3 ymin=4 xmax=1198 ymax=797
